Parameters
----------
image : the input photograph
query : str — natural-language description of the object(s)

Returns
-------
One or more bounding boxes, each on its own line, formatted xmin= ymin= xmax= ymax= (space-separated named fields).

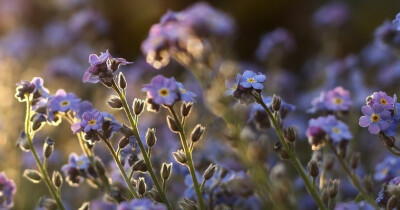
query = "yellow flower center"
xmin=159 ymin=88 xmax=169 ymax=97
xmin=380 ymin=98 xmax=387 ymax=105
xmin=231 ymin=84 xmax=237 ymax=90
xmin=77 ymin=160 xmax=85 ymax=166
xmin=371 ymin=114 xmax=380 ymax=123
xmin=180 ymin=88 xmax=187 ymax=94
xmin=247 ymin=78 xmax=255 ymax=83
xmin=332 ymin=127 xmax=340 ymax=133
xmin=88 ymin=119 xmax=97 ymax=126
xmin=333 ymin=98 xmax=343 ymax=105
xmin=60 ymin=100 xmax=70 ymax=106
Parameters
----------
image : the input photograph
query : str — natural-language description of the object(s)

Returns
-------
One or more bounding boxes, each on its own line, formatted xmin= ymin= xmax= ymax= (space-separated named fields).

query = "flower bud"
xmin=204 ymin=163 xmax=217 ymax=180
xmin=107 ymin=96 xmax=123 ymax=109
xmin=387 ymin=195 xmax=399 ymax=210
xmin=109 ymin=188 xmax=125 ymax=203
xmin=167 ymin=116 xmax=179 ymax=133
xmin=78 ymin=202 xmax=90 ymax=210
xmin=284 ymin=127 xmax=296 ymax=143
xmin=52 ymin=171 xmax=63 ymax=188
xmin=131 ymin=159 xmax=147 ymax=172
xmin=133 ymin=98 xmax=145 ymax=116
xmin=147 ymin=188 xmax=162 ymax=203
xmin=273 ymin=142 xmax=289 ymax=160
xmin=39 ymin=197 xmax=57 ymax=210
xmin=379 ymin=133 xmax=395 ymax=148
xmin=161 ymin=163 xmax=172 ymax=180
xmin=219 ymin=167 xmax=229 ymax=179
xmin=95 ymin=159 xmax=106 ymax=175
xmin=350 ymin=152 xmax=360 ymax=170
xmin=118 ymin=137 xmax=130 ymax=149
xmin=179 ymin=198 xmax=198 ymax=210
xmin=146 ymin=128 xmax=157 ymax=148
xmin=191 ymin=124 xmax=205 ymax=143
xmin=31 ymin=114 xmax=46 ymax=131
xmin=327 ymin=179 xmax=340 ymax=198
xmin=181 ymin=103 xmax=193 ymax=117
xmin=363 ymin=175 xmax=373 ymax=193
xmin=307 ymin=160 xmax=319 ymax=178
xmin=173 ymin=150 xmax=187 ymax=165
xmin=43 ymin=137 xmax=55 ymax=159
xmin=321 ymin=189 xmax=329 ymax=203
xmin=272 ymin=95 xmax=281 ymax=112
xmin=23 ymin=169 xmax=42 ymax=183
xmin=120 ymin=124 xmax=135 ymax=137
xmin=137 ymin=177 xmax=147 ymax=196
xmin=118 ymin=72 xmax=127 ymax=89
xmin=17 ymin=131 xmax=30 ymax=152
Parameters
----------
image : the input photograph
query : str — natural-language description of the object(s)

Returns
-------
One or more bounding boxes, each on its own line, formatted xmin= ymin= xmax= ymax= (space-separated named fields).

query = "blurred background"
xmin=2 ymin=0 xmax=400 ymax=209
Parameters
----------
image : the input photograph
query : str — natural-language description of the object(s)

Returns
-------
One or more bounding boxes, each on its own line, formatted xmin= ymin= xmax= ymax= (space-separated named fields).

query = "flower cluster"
xmin=225 ymin=70 xmax=267 ymax=104
xmin=141 ymin=75 xmax=196 ymax=112
xmin=61 ymin=153 xmax=94 ymax=187
xmin=306 ymin=115 xmax=352 ymax=150
xmin=359 ymin=91 xmax=399 ymax=136
xmin=312 ymin=1 xmax=349 ymax=28
xmin=0 ymin=173 xmax=16 ymax=209
xmin=118 ymin=198 xmax=166 ymax=210
xmin=310 ymin=86 xmax=352 ymax=113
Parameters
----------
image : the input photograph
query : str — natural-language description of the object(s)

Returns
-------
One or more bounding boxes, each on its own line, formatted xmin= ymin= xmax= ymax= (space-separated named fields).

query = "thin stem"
xmin=200 ymin=179 xmax=206 ymax=192
xmin=101 ymin=135 xmax=139 ymax=198
xmin=326 ymin=142 xmax=377 ymax=207
xmin=162 ymin=179 xmax=166 ymax=192
xmin=328 ymin=198 xmax=333 ymax=210
xmin=24 ymin=96 xmax=65 ymax=210
xmin=254 ymin=93 xmax=327 ymax=210
xmin=111 ymin=80 xmax=172 ymax=210
xmin=167 ymin=105 xmax=206 ymax=210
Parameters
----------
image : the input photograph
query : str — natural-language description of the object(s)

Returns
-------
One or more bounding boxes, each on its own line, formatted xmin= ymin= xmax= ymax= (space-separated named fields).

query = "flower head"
xmin=374 ymin=156 xmax=400 ymax=182
xmin=370 ymin=91 xmax=395 ymax=110
xmin=118 ymin=198 xmax=166 ymax=210
xmin=376 ymin=176 xmax=400 ymax=207
xmin=240 ymin=70 xmax=267 ymax=90
xmin=0 ymin=172 xmax=16 ymax=209
xmin=313 ymin=1 xmax=349 ymax=28
xmin=324 ymin=86 xmax=352 ymax=111
xmin=61 ymin=153 xmax=92 ymax=187
xmin=47 ymin=89 xmax=81 ymax=120
xmin=334 ymin=201 xmax=374 ymax=210
xmin=359 ymin=104 xmax=391 ymax=134
xmin=176 ymin=82 xmax=196 ymax=102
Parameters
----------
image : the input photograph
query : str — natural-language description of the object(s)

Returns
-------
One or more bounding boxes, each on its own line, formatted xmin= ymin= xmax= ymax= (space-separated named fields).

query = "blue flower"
xmin=334 ymin=201 xmax=374 ymax=210
xmin=72 ymin=110 xmax=104 ymax=133
xmin=61 ymin=153 xmax=92 ymax=186
xmin=118 ymin=198 xmax=166 ymax=210
xmin=142 ymin=75 xmax=179 ymax=106
xmin=225 ymin=74 xmax=240 ymax=96
xmin=359 ymin=104 xmax=391 ymax=134
xmin=0 ymin=172 xmax=16 ymax=209
xmin=321 ymin=115 xmax=353 ymax=143
xmin=374 ymin=156 xmax=400 ymax=182
xmin=240 ymin=70 xmax=266 ymax=90
xmin=47 ymin=89 xmax=81 ymax=120
xmin=176 ymin=82 xmax=196 ymax=102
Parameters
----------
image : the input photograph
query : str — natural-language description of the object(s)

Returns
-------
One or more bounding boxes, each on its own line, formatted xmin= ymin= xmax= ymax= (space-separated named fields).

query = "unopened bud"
xmin=272 ymin=95 xmax=281 ymax=112
xmin=109 ymin=188 xmax=125 ymax=203
xmin=167 ymin=116 xmax=179 ymax=133
xmin=31 ymin=114 xmax=46 ymax=131
xmin=321 ymin=189 xmax=329 ymax=203
xmin=146 ymin=128 xmax=157 ymax=148
xmin=107 ymin=96 xmax=123 ymax=109
xmin=181 ymin=103 xmax=193 ymax=117
xmin=308 ymin=160 xmax=319 ymax=178
xmin=387 ymin=195 xmax=399 ymax=210
xmin=131 ymin=159 xmax=147 ymax=172
xmin=39 ymin=197 xmax=57 ymax=210
xmin=284 ymin=127 xmax=296 ymax=143
xmin=137 ymin=177 xmax=147 ymax=196
xmin=133 ymin=98 xmax=145 ymax=116
xmin=204 ymin=164 xmax=217 ymax=180
xmin=148 ymin=188 xmax=162 ymax=203
xmin=17 ymin=131 xmax=30 ymax=152
xmin=43 ymin=137 xmax=54 ymax=159
xmin=273 ymin=142 xmax=289 ymax=160
xmin=363 ymin=175 xmax=373 ymax=193
xmin=161 ymin=163 xmax=172 ymax=180
xmin=52 ymin=171 xmax=63 ymax=188
xmin=379 ymin=133 xmax=395 ymax=148
xmin=118 ymin=137 xmax=130 ymax=149
xmin=327 ymin=179 xmax=340 ymax=198
xmin=173 ymin=150 xmax=187 ymax=165
xmin=191 ymin=124 xmax=205 ymax=143
xmin=23 ymin=169 xmax=42 ymax=183
xmin=120 ymin=124 xmax=135 ymax=137
xmin=95 ymin=159 xmax=106 ymax=175
xmin=179 ymin=198 xmax=198 ymax=210
xmin=118 ymin=72 xmax=127 ymax=89
xmin=219 ymin=167 xmax=229 ymax=179
xmin=350 ymin=152 xmax=360 ymax=170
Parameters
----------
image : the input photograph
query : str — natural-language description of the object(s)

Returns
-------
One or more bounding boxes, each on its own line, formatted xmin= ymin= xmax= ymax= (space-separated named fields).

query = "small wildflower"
xmin=176 ymin=82 xmax=196 ymax=102
xmin=142 ymin=75 xmax=179 ymax=107
xmin=0 ymin=172 xmax=16 ymax=209
xmin=240 ymin=70 xmax=267 ymax=90
xmin=47 ymin=89 xmax=81 ymax=120
xmin=61 ymin=153 xmax=92 ymax=186
xmin=359 ymin=104 xmax=391 ymax=134
xmin=118 ymin=198 xmax=166 ymax=210
xmin=374 ymin=156 xmax=400 ymax=182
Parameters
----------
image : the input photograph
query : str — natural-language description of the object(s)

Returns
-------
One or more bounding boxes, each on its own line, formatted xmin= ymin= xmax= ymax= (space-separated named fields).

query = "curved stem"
xmin=326 ymin=142 xmax=377 ymax=207
xmin=24 ymin=96 xmax=65 ymax=210
xmin=111 ymin=80 xmax=172 ymax=210
xmin=254 ymin=93 xmax=327 ymax=210
xmin=167 ymin=105 xmax=205 ymax=210
xmin=100 ymin=135 xmax=139 ymax=198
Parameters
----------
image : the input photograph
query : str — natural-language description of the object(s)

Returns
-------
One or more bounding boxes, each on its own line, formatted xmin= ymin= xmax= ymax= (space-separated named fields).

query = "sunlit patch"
xmin=88 ymin=119 xmax=97 ymax=126
xmin=146 ymin=50 xmax=170 ymax=69
xmin=371 ymin=114 xmax=380 ymax=123
xmin=104 ymin=117 xmax=112 ymax=121
xmin=332 ymin=127 xmax=340 ymax=133
xmin=380 ymin=98 xmax=388 ymax=105
xmin=60 ymin=100 xmax=70 ymax=107
xmin=333 ymin=98 xmax=343 ymax=105
xmin=247 ymin=78 xmax=255 ymax=83
xmin=159 ymin=88 xmax=169 ymax=97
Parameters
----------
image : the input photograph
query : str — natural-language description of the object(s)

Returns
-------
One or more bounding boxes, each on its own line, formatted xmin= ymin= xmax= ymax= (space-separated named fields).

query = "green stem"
xmin=328 ymin=198 xmax=333 ymax=210
xmin=101 ymin=135 xmax=139 ymax=198
xmin=24 ymin=96 xmax=65 ymax=210
xmin=254 ymin=93 xmax=327 ymax=210
xmin=111 ymin=80 xmax=172 ymax=210
xmin=167 ymin=105 xmax=206 ymax=210
xmin=326 ymin=142 xmax=377 ymax=207
xmin=200 ymin=179 xmax=206 ymax=192
xmin=162 ymin=179 xmax=166 ymax=192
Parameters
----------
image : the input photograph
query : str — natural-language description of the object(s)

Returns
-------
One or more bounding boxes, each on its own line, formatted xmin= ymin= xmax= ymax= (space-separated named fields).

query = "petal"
xmin=254 ymin=74 xmax=266 ymax=82
xmin=368 ymin=123 xmax=380 ymax=134
xmin=361 ymin=105 xmax=373 ymax=115
xmin=359 ymin=116 xmax=371 ymax=127
xmin=372 ymin=103 xmax=384 ymax=113
xmin=380 ymin=110 xmax=392 ymax=120
xmin=240 ymin=81 xmax=251 ymax=88
xmin=88 ymin=54 xmax=100 ymax=64
xmin=84 ymin=125 xmax=92 ymax=133
xmin=252 ymin=82 xmax=264 ymax=90
xmin=379 ymin=120 xmax=390 ymax=131
xmin=71 ymin=123 xmax=81 ymax=133
xmin=242 ymin=70 xmax=255 ymax=78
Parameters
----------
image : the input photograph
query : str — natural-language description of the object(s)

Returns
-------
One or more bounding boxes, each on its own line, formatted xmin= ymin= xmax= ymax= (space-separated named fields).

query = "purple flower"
xmin=47 ymin=89 xmax=81 ymax=116
xmin=72 ymin=110 xmax=104 ymax=133
xmin=359 ymin=104 xmax=391 ymax=134
xmin=324 ymin=86 xmax=352 ymax=111
xmin=393 ymin=13 xmax=400 ymax=31
xmin=61 ymin=153 xmax=92 ymax=186
xmin=142 ymin=75 xmax=179 ymax=106
xmin=76 ymin=101 xmax=94 ymax=119
xmin=176 ymin=82 xmax=196 ymax=102
xmin=375 ymin=21 xmax=400 ymax=49
xmin=320 ymin=115 xmax=352 ymax=143
xmin=118 ymin=198 xmax=166 ymax=210
xmin=15 ymin=77 xmax=50 ymax=102
xmin=370 ymin=91 xmax=395 ymax=110
xmin=313 ymin=1 xmax=349 ymax=28
xmin=240 ymin=70 xmax=267 ymax=90
xmin=374 ymin=156 xmax=400 ymax=182
xmin=0 ymin=172 xmax=16 ymax=209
